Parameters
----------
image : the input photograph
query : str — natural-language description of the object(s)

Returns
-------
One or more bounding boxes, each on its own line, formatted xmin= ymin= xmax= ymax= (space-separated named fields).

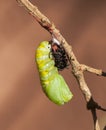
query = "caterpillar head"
xmin=39 ymin=41 xmax=51 ymax=52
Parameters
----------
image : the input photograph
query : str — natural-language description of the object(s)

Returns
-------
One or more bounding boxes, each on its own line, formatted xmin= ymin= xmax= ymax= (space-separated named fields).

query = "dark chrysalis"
xmin=50 ymin=39 xmax=70 ymax=71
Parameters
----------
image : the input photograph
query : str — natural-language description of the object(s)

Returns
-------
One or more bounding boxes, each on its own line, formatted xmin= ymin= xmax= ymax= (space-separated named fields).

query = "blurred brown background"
xmin=0 ymin=0 xmax=106 ymax=130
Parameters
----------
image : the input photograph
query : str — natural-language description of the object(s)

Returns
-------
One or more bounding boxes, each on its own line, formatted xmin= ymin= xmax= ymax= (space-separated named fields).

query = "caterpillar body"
xmin=35 ymin=41 xmax=73 ymax=105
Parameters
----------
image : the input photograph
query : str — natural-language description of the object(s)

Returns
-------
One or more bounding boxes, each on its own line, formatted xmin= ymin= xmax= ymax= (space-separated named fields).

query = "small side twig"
xmin=16 ymin=0 xmax=106 ymax=130
xmin=87 ymin=97 xmax=106 ymax=130
xmin=87 ymin=97 xmax=106 ymax=111
xmin=80 ymin=64 xmax=106 ymax=77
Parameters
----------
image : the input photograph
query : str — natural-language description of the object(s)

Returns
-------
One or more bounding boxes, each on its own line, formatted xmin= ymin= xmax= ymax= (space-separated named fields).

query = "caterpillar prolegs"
xmin=35 ymin=41 xmax=73 ymax=105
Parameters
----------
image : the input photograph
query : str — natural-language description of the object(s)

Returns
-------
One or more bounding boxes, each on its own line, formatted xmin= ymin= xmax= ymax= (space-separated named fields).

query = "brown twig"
xmin=16 ymin=0 xmax=106 ymax=130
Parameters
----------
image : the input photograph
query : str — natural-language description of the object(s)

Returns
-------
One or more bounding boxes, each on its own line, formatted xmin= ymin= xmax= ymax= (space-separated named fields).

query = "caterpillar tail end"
xmin=43 ymin=74 xmax=73 ymax=105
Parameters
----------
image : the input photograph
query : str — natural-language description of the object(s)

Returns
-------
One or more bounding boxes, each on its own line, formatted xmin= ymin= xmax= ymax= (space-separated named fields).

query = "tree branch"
xmin=16 ymin=0 xmax=106 ymax=130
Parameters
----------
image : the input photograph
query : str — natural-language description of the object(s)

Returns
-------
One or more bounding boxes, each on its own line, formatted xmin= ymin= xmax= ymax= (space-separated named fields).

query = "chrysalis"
xmin=50 ymin=39 xmax=70 ymax=70
xmin=35 ymin=41 xmax=73 ymax=105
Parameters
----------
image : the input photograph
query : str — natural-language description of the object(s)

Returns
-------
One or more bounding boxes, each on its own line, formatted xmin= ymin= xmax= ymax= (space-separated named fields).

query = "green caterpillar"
xmin=35 ymin=41 xmax=73 ymax=105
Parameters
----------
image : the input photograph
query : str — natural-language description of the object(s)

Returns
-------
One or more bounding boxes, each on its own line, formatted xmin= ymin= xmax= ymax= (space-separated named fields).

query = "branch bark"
xmin=16 ymin=0 xmax=106 ymax=130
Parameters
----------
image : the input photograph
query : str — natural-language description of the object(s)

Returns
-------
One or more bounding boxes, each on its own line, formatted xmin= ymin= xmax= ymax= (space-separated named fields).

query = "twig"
xmin=16 ymin=0 xmax=106 ymax=130
xmin=87 ymin=98 xmax=106 ymax=130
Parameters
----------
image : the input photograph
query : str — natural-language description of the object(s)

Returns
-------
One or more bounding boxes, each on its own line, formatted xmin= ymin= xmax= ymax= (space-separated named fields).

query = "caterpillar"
xmin=35 ymin=41 xmax=73 ymax=105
